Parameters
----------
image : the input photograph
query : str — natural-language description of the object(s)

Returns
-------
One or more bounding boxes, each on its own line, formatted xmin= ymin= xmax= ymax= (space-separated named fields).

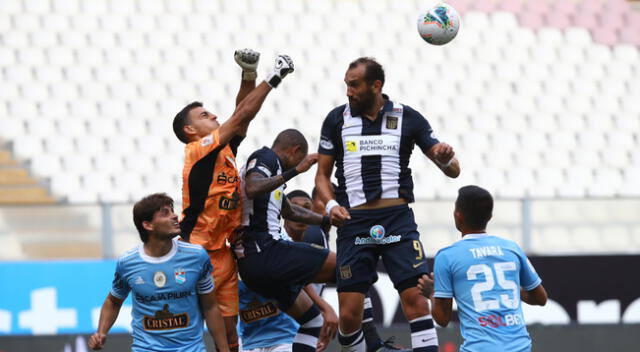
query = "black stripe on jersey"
xmin=361 ymin=116 xmax=383 ymax=203
xmin=229 ymin=135 xmax=244 ymax=156
xmin=399 ymin=114 xmax=416 ymax=202
xmin=180 ymin=146 xmax=223 ymax=242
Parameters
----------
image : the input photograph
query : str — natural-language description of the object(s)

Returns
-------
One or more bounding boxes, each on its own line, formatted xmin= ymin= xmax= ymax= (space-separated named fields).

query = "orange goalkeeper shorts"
xmin=208 ymin=246 xmax=239 ymax=317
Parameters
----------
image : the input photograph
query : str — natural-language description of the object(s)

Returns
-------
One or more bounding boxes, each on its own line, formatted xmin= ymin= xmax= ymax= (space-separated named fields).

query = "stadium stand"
xmin=0 ymin=0 xmax=638 ymax=258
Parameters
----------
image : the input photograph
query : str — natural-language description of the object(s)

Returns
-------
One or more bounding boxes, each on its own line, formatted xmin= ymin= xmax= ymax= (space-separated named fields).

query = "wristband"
xmin=265 ymin=72 xmax=282 ymax=88
xmin=281 ymin=168 xmax=299 ymax=182
xmin=242 ymin=70 xmax=257 ymax=81
xmin=325 ymin=199 xmax=339 ymax=214
xmin=321 ymin=215 xmax=331 ymax=227
xmin=436 ymin=158 xmax=454 ymax=168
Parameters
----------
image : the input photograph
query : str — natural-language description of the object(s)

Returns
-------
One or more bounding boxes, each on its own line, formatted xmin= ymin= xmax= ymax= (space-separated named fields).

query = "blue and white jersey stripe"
xmin=241 ymin=147 xmax=287 ymax=242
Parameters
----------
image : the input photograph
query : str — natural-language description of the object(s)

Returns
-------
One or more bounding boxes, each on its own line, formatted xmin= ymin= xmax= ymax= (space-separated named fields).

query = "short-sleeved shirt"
xmin=181 ymin=129 xmax=244 ymax=249
xmin=241 ymin=147 xmax=287 ymax=242
xmin=237 ymin=280 xmax=298 ymax=350
xmin=318 ymin=95 xmax=439 ymax=208
xmin=111 ymin=239 xmax=214 ymax=352
xmin=433 ymin=233 xmax=542 ymax=352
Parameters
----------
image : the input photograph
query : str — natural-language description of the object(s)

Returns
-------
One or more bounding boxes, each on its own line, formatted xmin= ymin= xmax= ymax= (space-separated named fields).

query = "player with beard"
xmin=315 ymin=57 xmax=461 ymax=352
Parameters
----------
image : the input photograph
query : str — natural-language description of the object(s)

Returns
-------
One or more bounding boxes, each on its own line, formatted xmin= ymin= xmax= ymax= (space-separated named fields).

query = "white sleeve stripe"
xmin=110 ymin=289 xmax=127 ymax=300
xmin=197 ymin=276 xmax=214 ymax=294
xmin=433 ymin=291 xmax=453 ymax=298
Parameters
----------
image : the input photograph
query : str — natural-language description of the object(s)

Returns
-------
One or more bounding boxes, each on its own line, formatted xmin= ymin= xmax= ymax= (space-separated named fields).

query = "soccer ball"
xmin=417 ymin=3 xmax=461 ymax=45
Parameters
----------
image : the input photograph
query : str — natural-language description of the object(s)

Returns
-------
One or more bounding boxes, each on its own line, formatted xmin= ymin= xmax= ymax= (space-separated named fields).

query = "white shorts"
xmin=243 ymin=344 xmax=292 ymax=352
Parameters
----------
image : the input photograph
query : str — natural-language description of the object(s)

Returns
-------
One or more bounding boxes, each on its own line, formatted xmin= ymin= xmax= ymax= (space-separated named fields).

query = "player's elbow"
xmin=528 ymin=284 xmax=548 ymax=306
xmin=432 ymin=313 xmax=449 ymax=327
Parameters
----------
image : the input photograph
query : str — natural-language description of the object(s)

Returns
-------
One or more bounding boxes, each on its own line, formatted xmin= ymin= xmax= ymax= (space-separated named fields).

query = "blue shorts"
xmin=336 ymin=204 xmax=429 ymax=293
xmin=237 ymin=238 xmax=329 ymax=311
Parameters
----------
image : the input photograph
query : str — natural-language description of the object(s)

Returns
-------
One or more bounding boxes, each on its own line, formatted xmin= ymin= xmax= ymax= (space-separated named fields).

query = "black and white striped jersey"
xmin=318 ymin=95 xmax=439 ymax=208
xmin=240 ymin=147 xmax=288 ymax=242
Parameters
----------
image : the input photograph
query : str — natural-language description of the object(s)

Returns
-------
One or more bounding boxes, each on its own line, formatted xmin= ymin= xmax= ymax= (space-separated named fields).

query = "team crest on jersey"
xmin=174 ymin=268 xmax=186 ymax=284
xmin=346 ymin=140 xmax=357 ymax=152
xmin=386 ymin=116 xmax=398 ymax=129
xmin=153 ymin=271 xmax=167 ymax=288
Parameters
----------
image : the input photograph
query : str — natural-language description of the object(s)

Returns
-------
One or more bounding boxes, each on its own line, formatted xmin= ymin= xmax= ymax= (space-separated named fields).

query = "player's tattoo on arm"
xmin=244 ymin=172 xmax=285 ymax=199
xmin=281 ymin=199 xmax=324 ymax=225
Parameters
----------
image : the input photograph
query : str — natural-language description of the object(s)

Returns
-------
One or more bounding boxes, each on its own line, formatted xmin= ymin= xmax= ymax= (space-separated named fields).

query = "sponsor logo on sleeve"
xmin=319 ymin=137 xmax=334 ymax=150
xmin=247 ymin=159 xmax=257 ymax=169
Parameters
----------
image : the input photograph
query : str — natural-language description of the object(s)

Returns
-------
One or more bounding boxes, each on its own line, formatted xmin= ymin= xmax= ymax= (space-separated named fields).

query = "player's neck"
xmin=144 ymin=236 xmax=174 ymax=257
xmin=460 ymin=229 xmax=487 ymax=237
xmin=362 ymin=94 xmax=385 ymax=120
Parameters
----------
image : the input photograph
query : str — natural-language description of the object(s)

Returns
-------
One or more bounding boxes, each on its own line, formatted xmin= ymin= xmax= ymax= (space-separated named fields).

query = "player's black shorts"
xmin=336 ymin=204 xmax=429 ymax=293
xmin=237 ymin=237 xmax=329 ymax=311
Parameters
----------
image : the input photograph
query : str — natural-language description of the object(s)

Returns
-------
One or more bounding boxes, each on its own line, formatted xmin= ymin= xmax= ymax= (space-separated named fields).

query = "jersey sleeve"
xmin=516 ymin=246 xmax=542 ymax=291
xmin=197 ymin=249 xmax=214 ymax=294
xmin=110 ymin=258 xmax=131 ymax=300
xmin=184 ymin=129 xmax=223 ymax=160
xmin=303 ymin=226 xmax=326 ymax=249
xmin=405 ymin=106 xmax=440 ymax=153
xmin=318 ymin=108 xmax=342 ymax=156
xmin=433 ymin=251 xmax=454 ymax=298
xmin=245 ymin=149 xmax=276 ymax=178
xmin=229 ymin=135 xmax=245 ymax=156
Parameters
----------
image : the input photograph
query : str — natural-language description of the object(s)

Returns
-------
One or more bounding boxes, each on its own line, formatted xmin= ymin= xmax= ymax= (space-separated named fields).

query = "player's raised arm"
xmin=281 ymin=196 xmax=329 ymax=226
xmin=234 ymin=49 xmax=259 ymax=106
xmin=88 ymin=293 xmax=125 ymax=350
xmin=233 ymin=49 xmax=259 ymax=139
xmin=218 ymin=54 xmax=294 ymax=146
xmin=315 ymin=154 xmax=350 ymax=226
xmin=426 ymin=142 xmax=461 ymax=178
xmin=244 ymin=151 xmax=317 ymax=199
xmin=199 ymin=291 xmax=230 ymax=352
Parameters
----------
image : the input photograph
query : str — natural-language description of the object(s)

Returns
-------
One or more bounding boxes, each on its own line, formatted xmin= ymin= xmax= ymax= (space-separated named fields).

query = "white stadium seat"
xmin=0 ymin=0 xmax=638 ymax=256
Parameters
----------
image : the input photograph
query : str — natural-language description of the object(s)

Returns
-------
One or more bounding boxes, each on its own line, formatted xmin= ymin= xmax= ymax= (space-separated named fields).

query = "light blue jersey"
xmin=111 ymin=239 xmax=214 ymax=352
xmin=433 ymin=233 xmax=541 ymax=352
xmin=237 ymin=280 xmax=298 ymax=350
